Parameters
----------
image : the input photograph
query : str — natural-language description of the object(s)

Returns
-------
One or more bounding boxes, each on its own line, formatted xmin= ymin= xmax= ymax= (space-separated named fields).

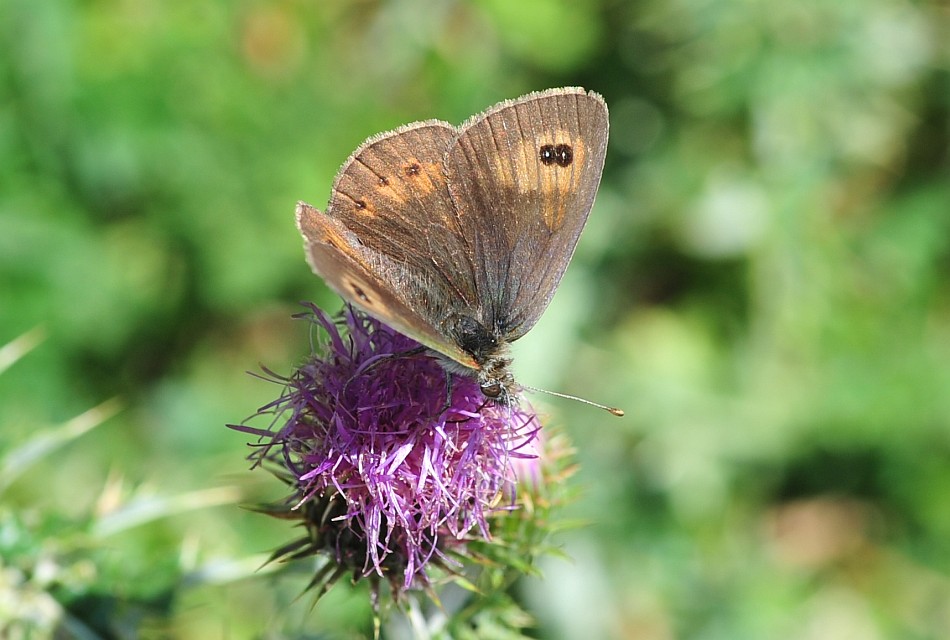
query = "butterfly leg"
xmin=438 ymin=369 xmax=454 ymax=418
xmin=342 ymin=346 xmax=428 ymax=397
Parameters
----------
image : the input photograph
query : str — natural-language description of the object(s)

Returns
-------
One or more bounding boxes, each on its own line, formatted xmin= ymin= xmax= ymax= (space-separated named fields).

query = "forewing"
xmin=297 ymin=120 xmax=481 ymax=369
xmin=444 ymin=88 xmax=609 ymax=340
xmin=297 ymin=203 xmax=477 ymax=368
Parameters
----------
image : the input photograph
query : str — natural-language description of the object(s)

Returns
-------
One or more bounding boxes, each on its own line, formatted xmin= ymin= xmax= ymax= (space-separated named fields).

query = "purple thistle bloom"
xmin=236 ymin=303 xmax=541 ymax=595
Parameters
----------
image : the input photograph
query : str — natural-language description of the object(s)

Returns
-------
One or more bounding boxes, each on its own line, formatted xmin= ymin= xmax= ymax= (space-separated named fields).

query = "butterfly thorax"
xmin=448 ymin=313 xmax=516 ymax=401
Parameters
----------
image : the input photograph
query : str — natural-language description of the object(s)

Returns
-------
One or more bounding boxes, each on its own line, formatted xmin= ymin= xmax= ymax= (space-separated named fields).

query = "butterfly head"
xmin=476 ymin=353 xmax=517 ymax=402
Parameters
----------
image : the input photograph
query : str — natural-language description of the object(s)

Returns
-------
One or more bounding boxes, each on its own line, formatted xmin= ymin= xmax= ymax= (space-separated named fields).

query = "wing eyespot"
xmin=539 ymin=143 xmax=574 ymax=167
xmin=347 ymin=281 xmax=372 ymax=304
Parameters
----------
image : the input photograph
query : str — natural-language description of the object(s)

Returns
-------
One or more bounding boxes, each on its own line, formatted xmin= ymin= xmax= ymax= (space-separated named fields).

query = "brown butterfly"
xmin=296 ymin=87 xmax=618 ymax=413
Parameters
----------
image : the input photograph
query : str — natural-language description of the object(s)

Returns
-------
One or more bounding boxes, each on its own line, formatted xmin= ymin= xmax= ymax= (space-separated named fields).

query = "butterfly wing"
xmin=443 ymin=87 xmax=609 ymax=341
xmin=297 ymin=120 xmax=479 ymax=369
xmin=299 ymin=89 xmax=609 ymax=368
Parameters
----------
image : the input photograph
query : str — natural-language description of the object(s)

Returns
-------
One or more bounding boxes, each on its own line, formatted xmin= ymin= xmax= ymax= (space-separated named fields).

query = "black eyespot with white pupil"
xmin=539 ymin=143 xmax=573 ymax=167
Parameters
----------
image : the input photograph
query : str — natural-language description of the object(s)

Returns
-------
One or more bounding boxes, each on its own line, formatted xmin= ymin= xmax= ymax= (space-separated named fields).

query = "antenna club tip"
xmin=608 ymin=407 xmax=625 ymax=417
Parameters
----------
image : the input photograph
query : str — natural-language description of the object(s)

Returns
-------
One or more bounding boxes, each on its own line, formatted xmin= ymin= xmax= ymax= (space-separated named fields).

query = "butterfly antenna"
xmin=522 ymin=385 xmax=624 ymax=417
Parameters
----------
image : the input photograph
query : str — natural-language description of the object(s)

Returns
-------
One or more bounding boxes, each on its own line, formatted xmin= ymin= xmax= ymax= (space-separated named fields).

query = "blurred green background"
xmin=2 ymin=0 xmax=950 ymax=637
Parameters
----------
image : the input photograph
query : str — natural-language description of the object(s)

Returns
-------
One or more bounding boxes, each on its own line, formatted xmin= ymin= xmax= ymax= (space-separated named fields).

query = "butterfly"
xmin=296 ymin=87 xmax=616 ymax=412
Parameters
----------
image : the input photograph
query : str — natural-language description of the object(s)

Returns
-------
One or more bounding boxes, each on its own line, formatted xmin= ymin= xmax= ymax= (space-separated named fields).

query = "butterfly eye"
xmin=480 ymin=381 xmax=503 ymax=399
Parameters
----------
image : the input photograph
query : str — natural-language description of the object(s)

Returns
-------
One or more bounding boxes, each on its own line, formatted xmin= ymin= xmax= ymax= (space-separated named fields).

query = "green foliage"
xmin=2 ymin=0 xmax=949 ymax=637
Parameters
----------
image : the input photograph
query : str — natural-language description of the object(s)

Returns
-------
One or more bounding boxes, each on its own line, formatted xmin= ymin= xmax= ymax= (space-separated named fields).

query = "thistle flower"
xmin=233 ymin=304 xmax=541 ymax=601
